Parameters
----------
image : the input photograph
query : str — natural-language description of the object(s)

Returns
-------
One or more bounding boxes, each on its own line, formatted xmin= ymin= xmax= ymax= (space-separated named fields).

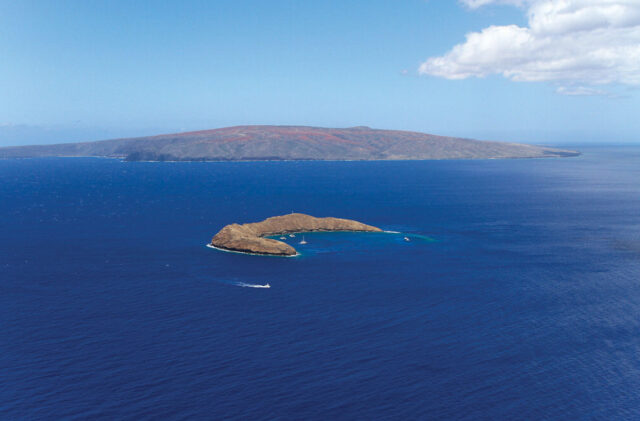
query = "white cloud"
xmin=460 ymin=0 xmax=529 ymax=9
xmin=421 ymin=1 xmax=640 ymax=90
xmin=556 ymin=86 xmax=613 ymax=96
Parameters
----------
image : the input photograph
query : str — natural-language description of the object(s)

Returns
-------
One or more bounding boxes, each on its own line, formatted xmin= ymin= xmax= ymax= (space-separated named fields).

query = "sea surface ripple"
xmin=1 ymin=146 xmax=639 ymax=419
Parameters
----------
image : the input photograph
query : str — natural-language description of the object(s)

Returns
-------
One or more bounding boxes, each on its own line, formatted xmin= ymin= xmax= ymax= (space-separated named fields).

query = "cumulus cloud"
xmin=420 ymin=0 xmax=640 ymax=92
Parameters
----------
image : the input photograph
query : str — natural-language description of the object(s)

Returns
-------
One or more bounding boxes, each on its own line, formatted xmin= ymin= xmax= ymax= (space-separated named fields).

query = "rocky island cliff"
xmin=210 ymin=213 xmax=382 ymax=256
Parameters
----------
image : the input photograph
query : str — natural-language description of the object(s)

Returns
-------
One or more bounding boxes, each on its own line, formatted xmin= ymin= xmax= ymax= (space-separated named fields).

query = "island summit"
xmin=210 ymin=213 xmax=382 ymax=256
xmin=0 ymin=125 xmax=579 ymax=161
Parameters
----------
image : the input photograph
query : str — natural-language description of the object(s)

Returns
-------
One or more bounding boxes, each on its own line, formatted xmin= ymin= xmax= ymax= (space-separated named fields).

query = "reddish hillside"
xmin=0 ymin=125 xmax=579 ymax=161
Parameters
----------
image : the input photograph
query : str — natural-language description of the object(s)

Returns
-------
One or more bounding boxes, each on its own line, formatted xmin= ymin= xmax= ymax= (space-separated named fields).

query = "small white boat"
xmin=280 ymin=236 xmax=286 ymax=240
xmin=289 ymin=234 xmax=295 ymax=238
xmin=299 ymin=236 xmax=307 ymax=245
xmin=404 ymin=236 xmax=410 ymax=242
xmin=264 ymin=283 xmax=271 ymax=288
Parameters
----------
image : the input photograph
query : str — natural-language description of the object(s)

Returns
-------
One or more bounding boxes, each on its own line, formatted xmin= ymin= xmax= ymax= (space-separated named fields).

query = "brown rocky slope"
xmin=210 ymin=213 xmax=382 ymax=256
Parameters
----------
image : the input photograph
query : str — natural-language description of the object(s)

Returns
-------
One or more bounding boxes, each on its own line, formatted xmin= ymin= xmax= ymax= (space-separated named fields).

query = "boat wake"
xmin=383 ymin=231 xmax=435 ymax=242
xmin=233 ymin=282 xmax=271 ymax=289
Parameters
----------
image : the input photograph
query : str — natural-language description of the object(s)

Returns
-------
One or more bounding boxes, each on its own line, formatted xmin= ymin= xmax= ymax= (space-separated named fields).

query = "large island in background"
xmin=210 ymin=213 xmax=382 ymax=256
xmin=0 ymin=125 xmax=579 ymax=161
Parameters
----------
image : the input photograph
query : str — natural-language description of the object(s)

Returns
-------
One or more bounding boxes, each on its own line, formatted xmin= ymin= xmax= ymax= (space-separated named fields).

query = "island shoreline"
xmin=209 ymin=213 xmax=383 ymax=256
xmin=205 ymin=244 xmax=301 ymax=257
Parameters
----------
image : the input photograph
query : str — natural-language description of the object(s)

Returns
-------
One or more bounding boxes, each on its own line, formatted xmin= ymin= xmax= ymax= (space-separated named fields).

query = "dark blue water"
xmin=1 ymin=147 xmax=639 ymax=420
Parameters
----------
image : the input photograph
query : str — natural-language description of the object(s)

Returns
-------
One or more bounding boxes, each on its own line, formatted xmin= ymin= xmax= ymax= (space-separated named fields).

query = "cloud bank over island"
xmin=420 ymin=0 xmax=640 ymax=95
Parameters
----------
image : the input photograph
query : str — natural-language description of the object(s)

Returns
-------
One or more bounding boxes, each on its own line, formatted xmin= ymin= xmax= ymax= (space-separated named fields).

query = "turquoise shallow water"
xmin=1 ymin=146 xmax=640 ymax=419
xmin=264 ymin=231 xmax=436 ymax=258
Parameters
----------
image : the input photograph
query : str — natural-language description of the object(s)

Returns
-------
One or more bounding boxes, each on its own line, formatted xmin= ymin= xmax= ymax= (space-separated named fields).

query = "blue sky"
xmin=1 ymin=0 xmax=638 ymax=146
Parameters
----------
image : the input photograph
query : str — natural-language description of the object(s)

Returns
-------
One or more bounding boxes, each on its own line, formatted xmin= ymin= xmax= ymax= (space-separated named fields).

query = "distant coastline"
xmin=0 ymin=125 xmax=580 ymax=161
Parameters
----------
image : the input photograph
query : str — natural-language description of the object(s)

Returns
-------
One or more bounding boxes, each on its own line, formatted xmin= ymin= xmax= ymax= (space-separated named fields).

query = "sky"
xmin=1 ymin=0 xmax=639 ymax=146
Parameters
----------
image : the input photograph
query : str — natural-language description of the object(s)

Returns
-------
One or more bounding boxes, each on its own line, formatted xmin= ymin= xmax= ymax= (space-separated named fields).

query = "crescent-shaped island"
xmin=210 ymin=213 xmax=382 ymax=256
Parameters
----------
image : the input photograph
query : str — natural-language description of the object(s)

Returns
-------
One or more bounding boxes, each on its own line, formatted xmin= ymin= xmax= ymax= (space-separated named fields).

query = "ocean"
xmin=1 ymin=146 xmax=639 ymax=419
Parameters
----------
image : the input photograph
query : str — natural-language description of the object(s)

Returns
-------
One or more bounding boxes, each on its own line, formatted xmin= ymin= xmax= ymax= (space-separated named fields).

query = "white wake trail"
xmin=234 ymin=282 xmax=271 ymax=289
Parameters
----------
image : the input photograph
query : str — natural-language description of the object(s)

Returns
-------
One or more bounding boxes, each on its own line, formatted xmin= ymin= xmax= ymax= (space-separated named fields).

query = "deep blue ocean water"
xmin=1 ymin=147 xmax=639 ymax=420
